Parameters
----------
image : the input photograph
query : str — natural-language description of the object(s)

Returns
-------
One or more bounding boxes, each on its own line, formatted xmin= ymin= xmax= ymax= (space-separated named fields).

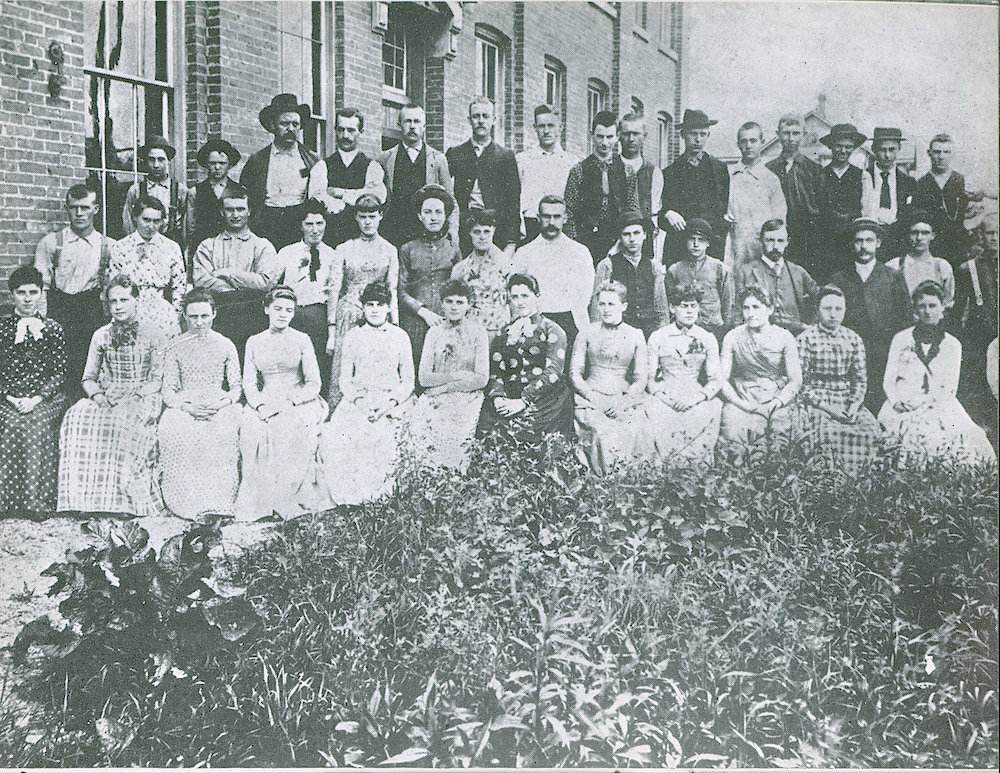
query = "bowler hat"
xmin=871 ymin=127 xmax=904 ymax=147
xmin=683 ymin=217 xmax=714 ymax=240
xmin=677 ymin=109 xmax=717 ymax=131
xmin=413 ymin=184 xmax=455 ymax=217
xmin=848 ymin=218 xmax=884 ymax=238
xmin=196 ymin=137 xmax=241 ymax=167
xmin=820 ymin=123 xmax=867 ymax=149
xmin=140 ymin=135 xmax=176 ymax=160
xmin=619 ymin=210 xmax=651 ymax=232
xmin=259 ymin=94 xmax=311 ymax=131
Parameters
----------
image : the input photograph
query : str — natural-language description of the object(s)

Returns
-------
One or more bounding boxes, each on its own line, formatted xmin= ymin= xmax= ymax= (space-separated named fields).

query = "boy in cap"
xmin=664 ymin=218 xmax=732 ymax=341
xmin=122 ymin=135 xmax=191 ymax=249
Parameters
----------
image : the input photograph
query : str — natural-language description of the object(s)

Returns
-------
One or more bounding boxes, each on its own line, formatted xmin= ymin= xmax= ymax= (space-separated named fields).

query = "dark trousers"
xmin=213 ymin=289 xmax=268 ymax=366
xmin=292 ymin=303 xmax=331 ymax=396
xmin=255 ymin=204 xmax=305 ymax=251
xmin=47 ymin=287 xmax=105 ymax=398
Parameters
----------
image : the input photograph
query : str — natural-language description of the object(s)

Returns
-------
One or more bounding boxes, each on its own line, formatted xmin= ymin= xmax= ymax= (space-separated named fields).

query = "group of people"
xmin=1 ymin=92 xmax=996 ymax=522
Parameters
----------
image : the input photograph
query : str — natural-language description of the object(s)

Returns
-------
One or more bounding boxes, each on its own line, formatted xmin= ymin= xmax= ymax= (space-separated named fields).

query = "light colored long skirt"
xmin=406 ymin=391 xmax=483 ymax=471
xmin=878 ymin=397 xmax=996 ymax=465
xmin=639 ymin=394 xmax=722 ymax=465
xmin=574 ymin=396 xmax=646 ymax=474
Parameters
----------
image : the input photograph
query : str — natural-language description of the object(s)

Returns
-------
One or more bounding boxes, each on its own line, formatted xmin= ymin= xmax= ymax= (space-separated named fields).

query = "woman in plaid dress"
xmin=795 ymin=285 xmax=881 ymax=475
xmin=58 ymin=275 xmax=165 ymax=516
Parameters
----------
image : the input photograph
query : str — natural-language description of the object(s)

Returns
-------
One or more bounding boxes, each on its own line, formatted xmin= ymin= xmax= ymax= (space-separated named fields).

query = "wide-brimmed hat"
xmin=677 ymin=109 xmax=717 ymax=132
xmin=196 ymin=137 xmax=241 ymax=167
xmin=619 ymin=210 xmax=652 ymax=233
xmin=140 ymin=135 xmax=176 ymax=160
xmin=258 ymin=93 xmax=311 ymax=131
xmin=848 ymin=218 xmax=884 ymax=238
xmin=871 ymin=127 xmax=904 ymax=147
xmin=412 ymin=184 xmax=455 ymax=217
xmin=683 ymin=217 xmax=714 ymax=240
xmin=820 ymin=123 xmax=867 ymax=149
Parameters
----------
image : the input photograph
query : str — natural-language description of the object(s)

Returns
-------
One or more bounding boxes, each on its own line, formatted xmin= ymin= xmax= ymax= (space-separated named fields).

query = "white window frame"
xmin=586 ymin=79 xmax=609 ymax=154
xmin=657 ymin=111 xmax=674 ymax=166
xmin=476 ymin=29 xmax=508 ymax=144
xmin=277 ymin=1 xmax=330 ymax=155
xmin=544 ymin=57 xmax=567 ymax=145
xmin=382 ymin=15 xmax=407 ymax=98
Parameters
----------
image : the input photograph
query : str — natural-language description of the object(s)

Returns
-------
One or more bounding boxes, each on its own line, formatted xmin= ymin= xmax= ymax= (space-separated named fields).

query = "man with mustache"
xmin=377 ymin=103 xmax=457 ymax=247
xmin=239 ymin=94 xmax=320 ymax=251
xmin=830 ymin=218 xmax=911 ymax=413
xmin=307 ymin=107 xmax=387 ymax=248
xmin=733 ymin=219 xmax=818 ymax=335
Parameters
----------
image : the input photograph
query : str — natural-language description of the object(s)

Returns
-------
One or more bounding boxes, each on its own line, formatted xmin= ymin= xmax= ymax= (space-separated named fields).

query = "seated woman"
xmin=58 ymin=274 xmax=164 ymax=517
xmin=159 ymin=288 xmax=243 ymax=521
xmin=477 ymin=273 xmax=573 ymax=442
xmin=795 ymin=285 xmax=882 ymax=475
xmin=640 ymin=283 xmax=723 ymax=465
xmin=570 ymin=280 xmax=648 ymax=473
xmin=0 ymin=267 xmax=69 ymax=519
xmin=878 ymin=280 xmax=996 ymax=464
xmin=109 ymin=195 xmax=185 ymax=340
xmin=319 ymin=281 xmax=414 ymax=505
xmin=408 ymin=279 xmax=489 ymax=470
xmin=719 ymin=286 xmax=802 ymax=445
xmin=236 ymin=285 xmax=328 ymax=521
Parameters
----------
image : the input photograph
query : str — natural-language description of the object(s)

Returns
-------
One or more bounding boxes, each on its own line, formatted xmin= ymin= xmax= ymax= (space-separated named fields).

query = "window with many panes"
xmin=586 ymin=79 xmax=609 ymax=153
xmin=84 ymin=0 xmax=176 ymax=237
xmin=476 ymin=27 xmax=509 ymax=143
xmin=544 ymin=56 xmax=567 ymax=145
xmin=277 ymin=1 xmax=328 ymax=154
xmin=383 ymin=16 xmax=406 ymax=94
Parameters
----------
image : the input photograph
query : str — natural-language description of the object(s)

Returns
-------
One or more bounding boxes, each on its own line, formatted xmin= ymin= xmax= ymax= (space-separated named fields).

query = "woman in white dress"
xmin=878 ymin=280 xmax=995 ymax=464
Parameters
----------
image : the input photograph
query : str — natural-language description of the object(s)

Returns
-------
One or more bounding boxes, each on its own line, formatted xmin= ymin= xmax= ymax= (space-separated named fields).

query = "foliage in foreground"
xmin=2 ymin=437 xmax=998 ymax=767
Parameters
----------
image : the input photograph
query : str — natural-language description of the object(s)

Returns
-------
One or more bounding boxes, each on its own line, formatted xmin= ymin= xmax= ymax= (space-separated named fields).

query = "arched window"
xmin=631 ymin=96 xmax=645 ymax=118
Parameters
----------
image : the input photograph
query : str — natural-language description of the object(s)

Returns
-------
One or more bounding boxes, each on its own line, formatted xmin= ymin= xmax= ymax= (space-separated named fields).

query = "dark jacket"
xmin=829 ymin=262 xmax=911 ymax=353
xmin=818 ymin=163 xmax=863 ymax=237
xmin=446 ymin=140 xmax=521 ymax=248
xmin=189 ymin=177 xmax=246 ymax=255
xmin=659 ymin=151 xmax=730 ymax=240
xmin=913 ymin=170 xmax=969 ymax=265
xmin=766 ymin=153 xmax=823 ymax=234
xmin=239 ymin=142 xmax=320 ymax=226
xmin=733 ymin=256 xmax=818 ymax=335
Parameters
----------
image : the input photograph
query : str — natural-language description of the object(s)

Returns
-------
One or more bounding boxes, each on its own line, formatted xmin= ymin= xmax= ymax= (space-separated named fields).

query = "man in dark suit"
xmin=239 ymin=93 xmax=319 ymax=251
xmin=830 ymin=218 xmax=912 ymax=413
xmin=912 ymin=133 xmax=969 ymax=268
xmin=861 ymin=127 xmax=917 ymax=260
xmin=188 ymin=137 xmax=245 ymax=278
xmin=446 ymin=97 xmax=521 ymax=257
xmin=816 ymin=123 xmax=866 ymax=283
xmin=766 ymin=114 xmax=824 ymax=275
xmin=659 ymin=109 xmax=730 ymax=266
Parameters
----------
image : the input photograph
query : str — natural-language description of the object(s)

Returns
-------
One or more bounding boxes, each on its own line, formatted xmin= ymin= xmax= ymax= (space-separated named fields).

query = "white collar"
xmin=338 ymin=148 xmax=359 ymax=166
xmin=760 ymin=254 xmax=784 ymax=272
xmin=854 ymin=260 xmax=877 ymax=280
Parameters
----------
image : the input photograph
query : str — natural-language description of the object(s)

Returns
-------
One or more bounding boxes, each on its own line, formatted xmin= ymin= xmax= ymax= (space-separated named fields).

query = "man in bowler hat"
xmin=122 ymin=135 xmax=191 ymax=250
xmin=239 ymin=94 xmax=320 ymax=251
xmin=659 ymin=109 xmax=730 ymax=266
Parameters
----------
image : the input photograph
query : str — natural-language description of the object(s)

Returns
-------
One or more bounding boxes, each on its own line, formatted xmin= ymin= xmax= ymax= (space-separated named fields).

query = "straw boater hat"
xmin=258 ymin=93 xmax=311 ymax=131
xmin=819 ymin=123 xmax=867 ymax=149
xmin=196 ymin=137 xmax=241 ymax=168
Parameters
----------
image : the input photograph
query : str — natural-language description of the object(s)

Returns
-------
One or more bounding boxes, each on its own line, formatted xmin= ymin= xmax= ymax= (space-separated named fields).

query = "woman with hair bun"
xmin=878 ymin=280 xmax=995 ymax=464
xmin=319 ymin=280 xmax=414 ymax=504
xmin=719 ymin=284 xmax=801 ymax=445
xmin=58 ymin=274 xmax=164 ymax=516
xmin=236 ymin=285 xmax=327 ymax=520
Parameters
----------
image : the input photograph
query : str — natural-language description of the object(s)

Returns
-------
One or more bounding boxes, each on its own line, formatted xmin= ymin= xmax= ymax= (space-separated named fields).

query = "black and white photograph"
xmin=0 ymin=0 xmax=997 ymax=766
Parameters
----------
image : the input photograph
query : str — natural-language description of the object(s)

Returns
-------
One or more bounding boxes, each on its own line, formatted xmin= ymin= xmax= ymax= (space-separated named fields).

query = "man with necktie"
xmin=861 ymin=127 xmax=916 ymax=259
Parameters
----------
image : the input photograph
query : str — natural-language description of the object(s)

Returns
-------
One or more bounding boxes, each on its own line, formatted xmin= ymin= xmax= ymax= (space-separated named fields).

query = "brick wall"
xmin=0 ymin=0 xmax=87 ymax=291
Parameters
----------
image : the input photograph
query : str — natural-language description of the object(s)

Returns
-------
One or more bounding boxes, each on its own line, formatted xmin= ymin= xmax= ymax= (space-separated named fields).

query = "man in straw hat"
xmin=659 ymin=109 xmax=730 ymax=266
xmin=188 ymin=137 xmax=244 ymax=274
xmin=239 ymin=94 xmax=320 ymax=251
xmin=122 ymin=135 xmax=191 ymax=250
xmin=816 ymin=122 xmax=866 ymax=282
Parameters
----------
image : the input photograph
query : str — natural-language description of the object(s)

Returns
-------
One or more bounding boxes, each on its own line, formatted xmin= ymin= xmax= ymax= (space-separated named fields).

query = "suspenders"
xmin=51 ymin=229 xmax=112 ymax=291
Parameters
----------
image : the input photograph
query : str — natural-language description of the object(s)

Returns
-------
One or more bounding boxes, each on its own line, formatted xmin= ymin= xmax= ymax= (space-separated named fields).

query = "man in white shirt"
xmin=861 ymin=127 xmax=916 ymax=259
xmin=33 ymin=184 xmax=115 ymax=396
xmin=516 ymin=104 xmax=578 ymax=244
xmin=308 ymin=107 xmax=387 ymax=249
xmin=724 ymin=121 xmax=786 ymax=268
xmin=512 ymin=194 xmax=595 ymax=354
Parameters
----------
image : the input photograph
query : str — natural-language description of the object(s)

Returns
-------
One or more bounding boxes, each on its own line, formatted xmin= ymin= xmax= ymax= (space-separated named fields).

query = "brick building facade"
xmin=0 ymin=1 xmax=684 ymax=304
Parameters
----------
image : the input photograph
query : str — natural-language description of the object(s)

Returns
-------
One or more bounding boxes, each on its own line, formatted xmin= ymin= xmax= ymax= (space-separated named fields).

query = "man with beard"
xmin=830 ymin=218 xmax=911 ymax=413
xmin=766 ymin=114 xmax=823 ymax=273
xmin=912 ymin=133 xmax=969 ymax=268
xmin=308 ymin=107 xmax=387 ymax=248
xmin=239 ymin=94 xmax=319 ymax=251
xmin=193 ymin=189 xmax=280 ymax=362
xmin=816 ymin=123 xmax=866 ymax=282
xmin=447 ymin=97 xmax=521 ymax=256
xmin=378 ymin=103 xmax=457 ymax=247
xmin=513 ymin=194 xmax=595 ymax=355
xmin=733 ymin=219 xmax=818 ymax=335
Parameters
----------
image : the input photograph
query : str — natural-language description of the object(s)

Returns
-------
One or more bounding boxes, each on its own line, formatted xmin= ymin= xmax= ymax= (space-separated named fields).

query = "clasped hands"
xmin=5 ymin=394 xmax=43 ymax=414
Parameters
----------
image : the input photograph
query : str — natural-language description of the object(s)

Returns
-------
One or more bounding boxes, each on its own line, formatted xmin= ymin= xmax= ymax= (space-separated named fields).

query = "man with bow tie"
xmin=274 ymin=198 xmax=337 ymax=395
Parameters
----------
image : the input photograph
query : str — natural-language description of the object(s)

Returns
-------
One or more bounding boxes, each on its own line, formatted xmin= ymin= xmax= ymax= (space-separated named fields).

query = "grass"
xmin=1 ymin=436 xmax=997 ymax=767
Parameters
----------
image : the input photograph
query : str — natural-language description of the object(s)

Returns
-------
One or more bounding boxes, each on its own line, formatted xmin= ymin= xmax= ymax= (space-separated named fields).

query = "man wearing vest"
xmin=33 ymin=184 xmax=114 ymax=397
xmin=565 ymin=111 xmax=641 ymax=266
xmin=830 ymin=219 xmax=912 ymax=413
xmin=861 ymin=127 xmax=917 ymax=260
xmin=187 ymin=138 xmax=245 ymax=280
xmin=447 ymin=97 xmax=521 ymax=257
xmin=378 ymin=103 xmax=457 ymax=248
xmin=122 ymin=136 xmax=190 ymax=251
xmin=307 ymin=107 xmax=387 ymax=249
xmin=590 ymin=211 xmax=668 ymax=339
xmin=240 ymin=94 xmax=320 ymax=252
xmin=660 ymin=109 xmax=730 ymax=267
xmin=912 ymin=133 xmax=970 ymax=268
xmin=618 ymin=113 xmax=664 ymax=264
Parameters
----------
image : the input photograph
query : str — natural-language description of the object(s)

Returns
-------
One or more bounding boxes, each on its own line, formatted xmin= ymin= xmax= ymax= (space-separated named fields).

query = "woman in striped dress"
xmin=58 ymin=275 xmax=164 ymax=516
